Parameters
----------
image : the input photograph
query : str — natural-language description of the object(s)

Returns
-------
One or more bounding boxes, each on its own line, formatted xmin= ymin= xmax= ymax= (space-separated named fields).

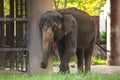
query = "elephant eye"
xmin=58 ymin=24 xmax=62 ymax=29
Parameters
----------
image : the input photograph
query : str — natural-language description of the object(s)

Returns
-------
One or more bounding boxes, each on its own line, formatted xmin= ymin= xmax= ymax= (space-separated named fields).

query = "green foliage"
xmin=4 ymin=59 xmax=10 ymax=67
xmin=53 ymin=55 xmax=107 ymax=65
xmin=4 ymin=0 xmax=106 ymax=15
xmin=0 ymin=72 xmax=120 ymax=80
xmin=92 ymin=56 xmax=106 ymax=65
xmin=53 ymin=0 xmax=106 ymax=15
xmin=100 ymin=31 xmax=106 ymax=44
xmin=4 ymin=0 xmax=10 ymax=15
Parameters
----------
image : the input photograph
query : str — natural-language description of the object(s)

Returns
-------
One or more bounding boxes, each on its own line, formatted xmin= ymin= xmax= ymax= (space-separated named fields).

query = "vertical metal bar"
xmin=24 ymin=0 xmax=27 ymax=18
xmin=25 ymin=0 xmax=28 ymax=72
xmin=20 ymin=0 xmax=23 ymax=16
xmin=6 ymin=15 xmax=11 ymax=69
xmin=21 ymin=52 xmax=24 ymax=71
xmin=16 ymin=52 xmax=19 ymax=71
xmin=0 ymin=0 xmax=5 ymax=68
xmin=26 ymin=51 xmax=29 ymax=72
xmin=9 ymin=0 xmax=15 ymax=70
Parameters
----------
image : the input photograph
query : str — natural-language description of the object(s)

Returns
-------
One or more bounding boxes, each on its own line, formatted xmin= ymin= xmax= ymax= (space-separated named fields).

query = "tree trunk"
xmin=53 ymin=0 xmax=60 ymax=10
xmin=27 ymin=0 xmax=52 ymax=74
xmin=107 ymin=0 xmax=120 ymax=65
xmin=64 ymin=0 xmax=67 ymax=8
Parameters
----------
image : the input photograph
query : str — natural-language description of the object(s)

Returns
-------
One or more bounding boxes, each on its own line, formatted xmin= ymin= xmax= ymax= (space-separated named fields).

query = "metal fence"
xmin=0 ymin=0 xmax=28 ymax=72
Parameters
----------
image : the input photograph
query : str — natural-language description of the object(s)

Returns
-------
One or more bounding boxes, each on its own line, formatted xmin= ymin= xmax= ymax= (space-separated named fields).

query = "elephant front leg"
xmin=59 ymin=48 xmax=75 ymax=72
xmin=59 ymin=61 xmax=69 ymax=72
xmin=59 ymin=30 xmax=77 ymax=72
xmin=57 ymin=40 xmax=69 ymax=72
xmin=59 ymin=39 xmax=76 ymax=72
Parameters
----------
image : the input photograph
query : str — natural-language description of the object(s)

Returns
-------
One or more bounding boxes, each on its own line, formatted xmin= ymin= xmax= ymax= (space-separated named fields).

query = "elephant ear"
xmin=63 ymin=14 xmax=77 ymax=35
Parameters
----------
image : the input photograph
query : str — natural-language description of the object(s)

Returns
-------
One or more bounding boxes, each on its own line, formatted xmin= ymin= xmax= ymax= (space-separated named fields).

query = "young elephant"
xmin=40 ymin=8 xmax=97 ymax=73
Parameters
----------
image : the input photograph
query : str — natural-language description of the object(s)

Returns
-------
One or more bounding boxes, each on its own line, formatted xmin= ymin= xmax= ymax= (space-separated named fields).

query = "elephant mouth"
xmin=41 ymin=62 xmax=48 ymax=69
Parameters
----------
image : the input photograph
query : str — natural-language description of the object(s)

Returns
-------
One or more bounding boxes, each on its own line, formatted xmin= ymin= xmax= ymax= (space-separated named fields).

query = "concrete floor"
xmin=91 ymin=65 xmax=120 ymax=74
xmin=0 ymin=65 xmax=120 ymax=74
xmin=53 ymin=65 xmax=120 ymax=74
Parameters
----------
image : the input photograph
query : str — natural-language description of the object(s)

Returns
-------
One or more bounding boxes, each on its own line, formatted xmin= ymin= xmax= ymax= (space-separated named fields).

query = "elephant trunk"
xmin=41 ymin=50 xmax=49 ymax=69
xmin=41 ymin=29 xmax=54 ymax=69
xmin=41 ymin=41 xmax=53 ymax=69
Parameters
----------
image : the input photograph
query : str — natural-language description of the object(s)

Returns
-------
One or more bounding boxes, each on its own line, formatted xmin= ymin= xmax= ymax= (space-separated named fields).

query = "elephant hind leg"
xmin=76 ymin=48 xmax=85 ymax=72
xmin=84 ymin=45 xmax=94 ymax=73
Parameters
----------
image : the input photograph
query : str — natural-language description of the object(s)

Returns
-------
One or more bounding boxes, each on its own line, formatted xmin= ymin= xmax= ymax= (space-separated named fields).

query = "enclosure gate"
xmin=0 ymin=0 xmax=28 ymax=72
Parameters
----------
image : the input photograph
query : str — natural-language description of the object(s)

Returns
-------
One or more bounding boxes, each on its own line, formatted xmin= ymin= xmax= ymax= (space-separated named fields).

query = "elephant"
xmin=40 ymin=8 xmax=97 ymax=73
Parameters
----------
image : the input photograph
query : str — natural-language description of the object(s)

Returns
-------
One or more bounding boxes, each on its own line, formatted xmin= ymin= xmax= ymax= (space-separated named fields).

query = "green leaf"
xmin=53 ymin=0 xmax=106 ymax=15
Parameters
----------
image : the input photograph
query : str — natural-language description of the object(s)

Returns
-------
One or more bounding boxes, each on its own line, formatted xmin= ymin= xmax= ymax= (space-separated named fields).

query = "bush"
xmin=100 ymin=31 xmax=106 ymax=44
xmin=53 ymin=55 xmax=107 ymax=65
xmin=92 ymin=56 xmax=106 ymax=65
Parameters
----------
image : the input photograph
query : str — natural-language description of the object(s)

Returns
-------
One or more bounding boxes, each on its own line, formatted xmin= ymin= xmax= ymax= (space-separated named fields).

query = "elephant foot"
xmin=59 ymin=63 xmax=70 ymax=73
xmin=59 ymin=69 xmax=70 ymax=73
xmin=77 ymin=68 xmax=84 ymax=74
xmin=41 ymin=62 xmax=48 ymax=69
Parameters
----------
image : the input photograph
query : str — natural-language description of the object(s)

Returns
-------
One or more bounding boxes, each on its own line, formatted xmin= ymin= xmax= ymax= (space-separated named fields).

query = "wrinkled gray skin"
xmin=40 ymin=8 xmax=97 ymax=73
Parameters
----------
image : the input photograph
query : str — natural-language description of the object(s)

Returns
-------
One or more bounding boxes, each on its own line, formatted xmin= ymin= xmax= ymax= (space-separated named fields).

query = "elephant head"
xmin=40 ymin=11 xmax=77 ymax=69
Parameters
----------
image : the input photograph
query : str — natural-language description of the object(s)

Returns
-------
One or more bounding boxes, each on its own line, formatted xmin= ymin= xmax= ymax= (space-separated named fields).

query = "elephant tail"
xmin=95 ymin=42 xmax=110 ymax=53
